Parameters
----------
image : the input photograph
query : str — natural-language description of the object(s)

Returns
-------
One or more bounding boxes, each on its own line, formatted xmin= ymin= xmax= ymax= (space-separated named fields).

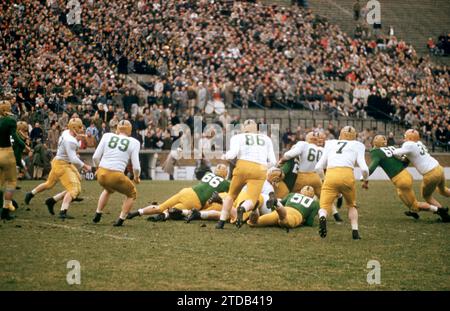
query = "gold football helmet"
xmin=0 ymin=100 xmax=13 ymax=116
xmin=242 ymin=119 xmax=257 ymax=133
xmin=17 ymin=121 xmax=29 ymax=139
xmin=68 ymin=118 xmax=84 ymax=134
xmin=339 ymin=126 xmax=357 ymax=141
xmin=117 ymin=120 xmax=132 ymax=136
xmin=214 ymin=164 xmax=228 ymax=179
xmin=372 ymin=135 xmax=387 ymax=148
xmin=300 ymin=185 xmax=315 ymax=198
xmin=317 ymin=132 xmax=327 ymax=147
xmin=404 ymin=129 xmax=420 ymax=142
xmin=305 ymin=131 xmax=319 ymax=145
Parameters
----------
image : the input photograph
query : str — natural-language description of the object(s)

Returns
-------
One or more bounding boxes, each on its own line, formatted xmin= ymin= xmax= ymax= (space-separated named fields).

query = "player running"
xmin=247 ymin=186 xmax=319 ymax=231
xmin=392 ymin=129 xmax=450 ymax=221
xmin=92 ymin=120 xmax=141 ymax=226
xmin=369 ymin=135 xmax=449 ymax=221
xmin=127 ymin=164 xmax=229 ymax=221
xmin=24 ymin=118 xmax=92 ymax=219
xmin=0 ymin=100 xmax=23 ymax=220
xmin=216 ymin=119 xmax=277 ymax=229
xmin=315 ymin=126 xmax=369 ymax=240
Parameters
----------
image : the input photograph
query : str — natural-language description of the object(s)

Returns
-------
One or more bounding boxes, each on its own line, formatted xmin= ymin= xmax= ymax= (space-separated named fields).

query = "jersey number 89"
xmin=108 ymin=136 xmax=130 ymax=152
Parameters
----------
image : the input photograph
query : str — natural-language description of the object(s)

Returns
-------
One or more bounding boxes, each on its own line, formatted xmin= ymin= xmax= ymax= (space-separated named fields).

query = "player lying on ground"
xmin=186 ymin=167 xmax=283 ymax=223
xmin=392 ymin=129 xmax=450 ymax=222
xmin=369 ymin=135 xmax=449 ymax=222
xmin=315 ymin=126 xmax=369 ymax=240
xmin=127 ymin=164 xmax=229 ymax=221
xmin=0 ymin=99 xmax=24 ymax=220
xmin=247 ymin=186 xmax=319 ymax=232
xmin=216 ymin=119 xmax=277 ymax=229
xmin=25 ymin=118 xmax=92 ymax=219
xmin=92 ymin=120 xmax=141 ymax=226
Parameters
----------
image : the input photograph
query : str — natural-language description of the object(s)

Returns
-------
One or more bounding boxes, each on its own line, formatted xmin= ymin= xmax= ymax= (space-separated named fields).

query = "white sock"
xmin=138 ymin=208 xmax=144 ymax=215
xmin=332 ymin=204 xmax=338 ymax=215
xmin=119 ymin=211 xmax=127 ymax=220
xmin=242 ymin=200 xmax=254 ymax=212
xmin=318 ymin=209 xmax=328 ymax=218
xmin=181 ymin=209 xmax=190 ymax=217
xmin=429 ymin=205 xmax=438 ymax=212
xmin=219 ymin=209 xmax=229 ymax=221
xmin=351 ymin=224 xmax=358 ymax=230
xmin=53 ymin=192 xmax=65 ymax=202
xmin=96 ymin=208 xmax=103 ymax=214
xmin=61 ymin=202 xmax=69 ymax=211
xmin=163 ymin=210 xmax=169 ymax=218
xmin=201 ymin=210 xmax=221 ymax=219
xmin=3 ymin=199 xmax=12 ymax=209
xmin=31 ymin=189 xmax=38 ymax=195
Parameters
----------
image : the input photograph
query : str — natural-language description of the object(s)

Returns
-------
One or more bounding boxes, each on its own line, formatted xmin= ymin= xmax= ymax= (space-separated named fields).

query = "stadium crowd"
xmin=0 ymin=0 xmax=449 ymax=162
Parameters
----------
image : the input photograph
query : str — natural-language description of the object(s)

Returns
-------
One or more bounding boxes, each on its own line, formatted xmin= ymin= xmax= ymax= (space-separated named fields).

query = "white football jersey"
xmin=393 ymin=141 xmax=438 ymax=175
xmin=284 ymin=141 xmax=323 ymax=173
xmin=93 ymin=133 xmax=141 ymax=175
xmin=225 ymin=133 xmax=276 ymax=167
xmin=241 ymin=181 xmax=274 ymax=216
xmin=259 ymin=193 xmax=272 ymax=215
xmin=315 ymin=139 xmax=369 ymax=178
xmin=55 ymin=130 xmax=84 ymax=169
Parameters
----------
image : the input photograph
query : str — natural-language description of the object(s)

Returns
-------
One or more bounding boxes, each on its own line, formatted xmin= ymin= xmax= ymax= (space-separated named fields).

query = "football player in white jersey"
xmin=393 ymin=129 xmax=450 ymax=221
xmin=216 ymin=119 xmax=277 ymax=229
xmin=25 ymin=118 xmax=92 ymax=219
xmin=315 ymin=126 xmax=369 ymax=239
xmin=92 ymin=120 xmax=141 ymax=226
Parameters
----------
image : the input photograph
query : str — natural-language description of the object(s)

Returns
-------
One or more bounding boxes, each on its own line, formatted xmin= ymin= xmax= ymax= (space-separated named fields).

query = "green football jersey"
xmin=192 ymin=172 xmax=230 ymax=207
xmin=11 ymin=134 xmax=26 ymax=167
xmin=369 ymin=147 xmax=407 ymax=179
xmin=281 ymin=193 xmax=320 ymax=226
xmin=281 ymin=159 xmax=297 ymax=191
xmin=0 ymin=116 xmax=19 ymax=148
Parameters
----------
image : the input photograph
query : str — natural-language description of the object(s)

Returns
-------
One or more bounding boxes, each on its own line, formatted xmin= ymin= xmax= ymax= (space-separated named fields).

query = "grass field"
xmin=0 ymin=180 xmax=449 ymax=291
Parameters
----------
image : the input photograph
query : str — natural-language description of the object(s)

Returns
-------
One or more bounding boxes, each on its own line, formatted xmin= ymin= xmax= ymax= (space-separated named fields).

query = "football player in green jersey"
xmin=369 ymin=135 xmax=449 ymax=221
xmin=127 ymin=164 xmax=230 ymax=221
xmin=0 ymin=100 xmax=23 ymax=220
xmin=247 ymin=185 xmax=319 ymax=231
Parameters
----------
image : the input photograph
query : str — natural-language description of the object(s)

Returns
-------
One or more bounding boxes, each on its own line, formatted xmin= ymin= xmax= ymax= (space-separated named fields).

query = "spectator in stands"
xmin=30 ymin=122 xmax=44 ymax=148
xmin=47 ymin=123 xmax=60 ymax=150
xmin=353 ymin=0 xmax=361 ymax=21
xmin=387 ymin=132 xmax=397 ymax=146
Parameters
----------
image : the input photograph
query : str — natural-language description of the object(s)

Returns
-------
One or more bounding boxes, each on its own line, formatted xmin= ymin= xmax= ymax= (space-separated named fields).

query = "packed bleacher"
xmin=0 ymin=0 xmax=449 ymax=160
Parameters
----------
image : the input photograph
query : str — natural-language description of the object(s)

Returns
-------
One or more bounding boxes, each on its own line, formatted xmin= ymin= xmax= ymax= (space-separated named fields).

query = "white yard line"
xmin=16 ymin=219 xmax=136 ymax=241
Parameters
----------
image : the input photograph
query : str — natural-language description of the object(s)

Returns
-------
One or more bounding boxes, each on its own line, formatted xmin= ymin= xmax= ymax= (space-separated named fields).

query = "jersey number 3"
xmin=108 ymin=136 xmax=130 ymax=152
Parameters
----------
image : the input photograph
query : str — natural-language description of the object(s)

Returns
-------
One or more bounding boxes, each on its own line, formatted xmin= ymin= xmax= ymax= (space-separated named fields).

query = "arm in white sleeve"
xmin=266 ymin=138 xmax=277 ymax=167
xmin=65 ymin=140 xmax=84 ymax=169
xmin=283 ymin=142 xmax=304 ymax=160
xmin=392 ymin=143 xmax=412 ymax=157
xmin=92 ymin=136 xmax=106 ymax=168
xmin=225 ymin=135 xmax=240 ymax=160
xmin=315 ymin=146 xmax=328 ymax=179
xmin=356 ymin=145 xmax=369 ymax=180
xmin=131 ymin=142 xmax=141 ymax=177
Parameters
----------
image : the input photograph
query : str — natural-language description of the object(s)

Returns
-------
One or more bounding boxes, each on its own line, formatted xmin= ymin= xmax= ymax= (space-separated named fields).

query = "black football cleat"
xmin=319 ymin=216 xmax=327 ymax=238
xmin=207 ymin=191 xmax=223 ymax=205
xmin=186 ymin=208 xmax=201 ymax=223
xmin=352 ymin=230 xmax=361 ymax=240
xmin=248 ymin=209 xmax=259 ymax=225
xmin=59 ymin=210 xmax=74 ymax=220
xmin=93 ymin=212 xmax=102 ymax=223
xmin=336 ymin=196 xmax=343 ymax=209
xmin=405 ymin=211 xmax=420 ymax=220
xmin=113 ymin=218 xmax=125 ymax=227
xmin=236 ymin=205 xmax=245 ymax=228
xmin=168 ymin=208 xmax=184 ymax=220
xmin=0 ymin=208 xmax=15 ymax=220
xmin=147 ymin=214 xmax=166 ymax=222
xmin=126 ymin=211 xmax=140 ymax=219
xmin=333 ymin=212 xmax=343 ymax=222
xmin=24 ymin=192 xmax=34 ymax=205
xmin=436 ymin=207 xmax=450 ymax=223
xmin=45 ymin=197 xmax=56 ymax=215
xmin=12 ymin=200 xmax=19 ymax=210
xmin=215 ymin=220 xmax=225 ymax=229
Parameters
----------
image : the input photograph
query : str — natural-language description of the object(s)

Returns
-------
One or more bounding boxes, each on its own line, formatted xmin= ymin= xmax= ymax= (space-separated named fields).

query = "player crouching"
xmin=92 ymin=120 xmax=141 ymax=226
xmin=247 ymin=186 xmax=319 ymax=232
